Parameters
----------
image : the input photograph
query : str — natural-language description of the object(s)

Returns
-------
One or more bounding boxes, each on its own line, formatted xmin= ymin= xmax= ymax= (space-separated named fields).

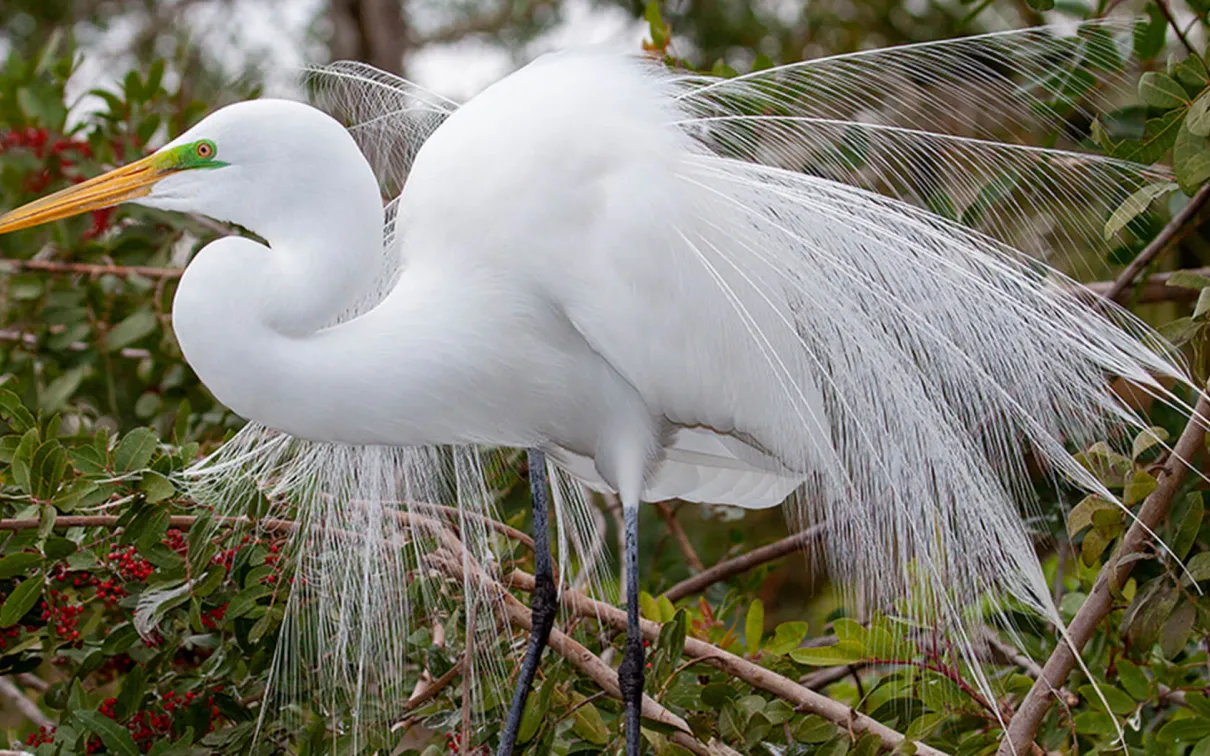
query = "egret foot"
xmin=496 ymin=449 xmax=556 ymax=756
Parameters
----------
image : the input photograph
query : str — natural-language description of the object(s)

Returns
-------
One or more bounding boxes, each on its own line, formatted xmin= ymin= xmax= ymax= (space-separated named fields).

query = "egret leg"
xmin=496 ymin=448 xmax=557 ymax=756
xmin=617 ymin=501 xmax=644 ymax=755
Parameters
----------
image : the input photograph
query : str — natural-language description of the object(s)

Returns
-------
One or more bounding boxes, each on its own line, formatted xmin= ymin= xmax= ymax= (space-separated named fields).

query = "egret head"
xmin=0 ymin=99 xmax=367 ymax=237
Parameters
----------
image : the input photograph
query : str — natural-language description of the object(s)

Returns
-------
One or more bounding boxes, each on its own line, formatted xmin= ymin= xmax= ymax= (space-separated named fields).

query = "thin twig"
xmin=982 ymin=632 xmax=1077 ymax=707
xmin=1154 ymin=0 xmax=1200 ymax=57
xmin=0 ymin=677 xmax=52 ymax=728
xmin=1101 ymin=185 xmax=1210 ymax=305
xmin=0 ymin=258 xmax=183 ymax=279
xmin=654 ymin=501 xmax=704 ymax=572
xmin=1000 ymin=386 xmax=1210 ymax=754
xmin=800 ymin=664 xmax=865 ymax=690
xmin=0 ymin=515 xmax=297 ymax=532
xmin=508 ymin=570 xmax=949 ymax=755
xmin=663 ymin=524 xmax=825 ymax=603
xmin=404 ymin=657 xmax=464 ymax=712
xmin=1083 ymin=266 xmax=1210 ymax=303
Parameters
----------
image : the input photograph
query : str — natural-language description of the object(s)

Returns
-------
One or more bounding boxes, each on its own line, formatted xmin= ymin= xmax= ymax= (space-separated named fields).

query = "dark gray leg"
xmin=617 ymin=502 xmax=644 ymax=755
xmin=496 ymin=449 xmax=557 ymax=756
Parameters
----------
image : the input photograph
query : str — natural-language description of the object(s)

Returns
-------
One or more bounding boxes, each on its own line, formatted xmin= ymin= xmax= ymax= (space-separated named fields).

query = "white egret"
xmin=0 ymin=21 xmax=1202 ymax=754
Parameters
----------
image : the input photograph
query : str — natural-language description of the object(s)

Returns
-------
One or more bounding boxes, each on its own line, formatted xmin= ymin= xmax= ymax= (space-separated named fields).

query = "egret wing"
xmin=671 ymin=20 xmax=1173 ymax=276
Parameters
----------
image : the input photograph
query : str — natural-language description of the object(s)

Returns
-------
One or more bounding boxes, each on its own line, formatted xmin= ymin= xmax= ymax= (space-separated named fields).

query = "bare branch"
xmin=1101 ymin=184 xmax=1210 ymax=305
xmin=0 ymin=258 xmax=183 ymax=279
xmin=508 ymin=570 xmax=949 ymax=755
xmin=1000 ymin=385 xmax=1210 ymax=754
xmin=0 ymin=677 xmax=52 ymax=728
xmin=663 ymin=524 xmax=825 ymax=602
xmin=655 ymin=501 xmax=704 ymax=572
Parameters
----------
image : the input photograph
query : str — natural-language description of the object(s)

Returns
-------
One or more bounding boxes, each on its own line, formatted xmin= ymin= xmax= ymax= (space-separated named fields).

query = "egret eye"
xmin=195 ymin=141 xmax=215 ymax=159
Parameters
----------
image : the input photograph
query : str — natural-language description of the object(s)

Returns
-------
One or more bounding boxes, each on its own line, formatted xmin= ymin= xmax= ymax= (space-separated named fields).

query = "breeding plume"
xmin=0 ymin=21 xmax=1200 ymax=754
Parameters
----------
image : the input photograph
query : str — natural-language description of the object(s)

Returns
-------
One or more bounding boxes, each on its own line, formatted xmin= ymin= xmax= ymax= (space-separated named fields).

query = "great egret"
xmin=0 ymin=21 xmax=1201 ymax=754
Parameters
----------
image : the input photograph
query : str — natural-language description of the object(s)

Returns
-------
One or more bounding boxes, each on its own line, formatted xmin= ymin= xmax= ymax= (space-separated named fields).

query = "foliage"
xmin=0 ymin=2 xmax=1208 ymax=755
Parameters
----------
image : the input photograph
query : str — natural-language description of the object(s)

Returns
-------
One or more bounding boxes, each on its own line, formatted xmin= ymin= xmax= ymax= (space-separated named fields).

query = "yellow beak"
xmin=0 ymin=153 xmax=173 ymax=235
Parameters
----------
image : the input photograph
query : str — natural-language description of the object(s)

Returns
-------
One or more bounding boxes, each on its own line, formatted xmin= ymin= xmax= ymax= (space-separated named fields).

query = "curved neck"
xmin=172 ymin=154 xmax=389 ymax=432
xmin=256 ymin=174 xmax=384 ymax=337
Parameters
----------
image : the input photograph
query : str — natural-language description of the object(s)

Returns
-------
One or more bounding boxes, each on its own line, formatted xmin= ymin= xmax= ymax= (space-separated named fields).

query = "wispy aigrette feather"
xmin=176 ymin=19 xmax=1203 ymax=748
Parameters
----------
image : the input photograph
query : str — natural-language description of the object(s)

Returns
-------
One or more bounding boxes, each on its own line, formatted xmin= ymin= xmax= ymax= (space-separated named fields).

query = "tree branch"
xmin=663 ymin=524 xmax=825 ymax=603
xmin=999 ymin=386 xmax=1210 ymax=754
xmin=655 ymin=501 xmax=704 ymax=572
xmin=509 ymin=570 xmax=949 ymax=755
xmin=0 ymin=258 xmax=183 ymax=279
xmin=1101 ymin=184 xmax=1210 ymax=305
xmin=0 ymin=676 xmax=52 ymax=728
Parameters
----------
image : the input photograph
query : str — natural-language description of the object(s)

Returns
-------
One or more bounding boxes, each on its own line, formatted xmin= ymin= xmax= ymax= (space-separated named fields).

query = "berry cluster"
xmin=200 ymin=602 xmax=228 ymax=631
xmin=163 ymin=528 xmax=188 ymax=555
xmin=40 ymin=591 xmax=84 ymax=643
xmin=0 ymin=625 xmax=21 ymax=650
xmin=95 ymin=576 xmax=129 ymax=608
xmin=445 ymin=732 xmax=489 ymax=755
xmin=0 ymin=127 xmax=112 ymax=236
xmin=106 ymin=545 xmax=154 ymax=582
xmin=24 ymin=724 xmax=54 ymax=747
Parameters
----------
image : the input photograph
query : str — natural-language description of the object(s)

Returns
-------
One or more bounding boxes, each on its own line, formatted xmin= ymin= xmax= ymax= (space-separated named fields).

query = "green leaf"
xmin=1067 ymin=495 xmax=1117 ymax=537
xmin=105 ymin=311 xmax=158 ymax=352
xmin=102 ymin=623 xmax=140 ymax=655
xmin=30 ymin=439 xmax=68 ymax=500
xmin=1169 ymin=267 xmax=1210 ymax=289
xmin=0 ymin=576 xmax=42 ymax=627
xmin=11 ymin=427 xmax=39 ymax=493
xmin=1124 ymin=469 xmax=1159 ymax=506
xmin=1104 ymin=181 xmax=1176 ymax=239
xmin=138 ymin=471 xmax=175 ymax=504
xmin=1190 ymin=89 xmax=1210 ymax=137
xmin=789 ymin=640 xmax=865 ymax=666
xmin=1140 ymin=72 xmax=1190 ymax=108
xmin=1193 ymin=736 xmax=1210 ymax=756
xmin=114 ymin=428 xmax=157 ymax=472
xmin=960 ymin=172 xmax=1018 ymax=228
xmin=1172 ymin=492 xmax=1204 ymax=560
xmin=1134 ymin=4 xmax=1167 ymax=60
xmin=517 ymin=674 xmax=553 ymax=744
xmin=1158 ymin=716 xmax=1210 ymax=744
xmin=765 ymin=621 xmax=808 ymax=656
xmin=43 ymin=536 xmax=76 ymax=560
xmin=0 ymin=553 xmax=41 ymax=579
xmin=74 ymin=710 xmax=140 ymax=756
xmin=1175 ymin=117 xmax=1210 ymax=194
xmin=1077 ymin=683 xmax=1136 ymax=715
xmin=1113 ymin=108 xmax=1184 ymax=164
xmin=1132 ymin=426 xmax=1171 ymax=459
xmin=1161 ymin=601 xmax=1197 ymax=659
xmin=0 ymin=389 xmax=35 ymax=433
xmin=115 ymin=664 xmax=145 ymax=721
xmin=639 ymin=591 xmax=660 ymax=622
xmin=1184 ymin=552 xmax=1210 ymax=584
xmin=745 ymin=599 xmax=764 ymax=655
xmin=39 ymin=366 xmax=88 ymax=413
xmin=570 ymin=698 xmax=609 ymax=745
xmin=1186 ymin=693 xmax=1210 ymax=719
xmin=226 ymin=584 xmax=271 ymax=620
xmin=790 ymin=714 xmax=836 ymax=743
xmin=719 ymin=703 xmax=743 ymax=742
xmin=1116 ymin=658 xmax=1150 ymax=700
